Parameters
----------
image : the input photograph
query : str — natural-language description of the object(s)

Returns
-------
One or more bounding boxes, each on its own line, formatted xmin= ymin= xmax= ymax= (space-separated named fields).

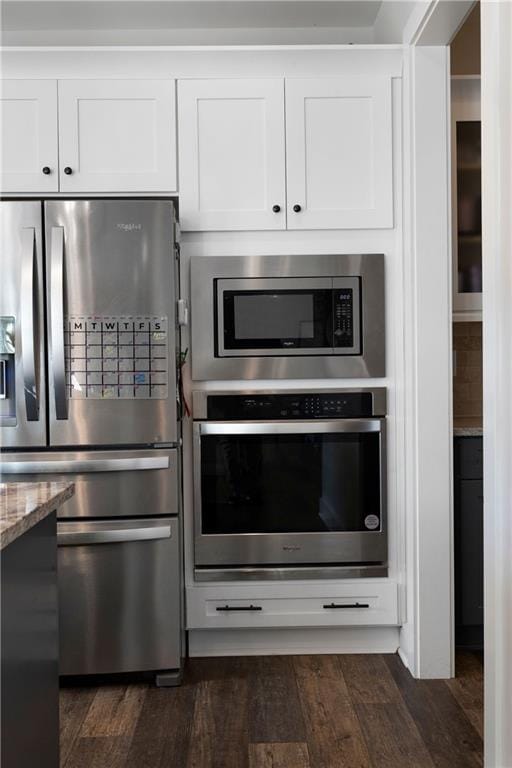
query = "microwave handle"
xmin=198 ymin=419 xmax=383 ymax=437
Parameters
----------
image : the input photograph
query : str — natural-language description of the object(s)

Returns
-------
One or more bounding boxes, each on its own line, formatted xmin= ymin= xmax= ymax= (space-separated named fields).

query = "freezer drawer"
xmin=0 ymin=448 xmax=179 ymax=519
xmin=58 ymin=517 xmax=181 ymax=676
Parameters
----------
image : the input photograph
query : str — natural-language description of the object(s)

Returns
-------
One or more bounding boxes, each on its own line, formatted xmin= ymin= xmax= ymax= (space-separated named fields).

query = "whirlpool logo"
xmin=117 ymin=223 xmax=142 ymax=231
xmin=282 ymin=545 xmax=301 ymax=552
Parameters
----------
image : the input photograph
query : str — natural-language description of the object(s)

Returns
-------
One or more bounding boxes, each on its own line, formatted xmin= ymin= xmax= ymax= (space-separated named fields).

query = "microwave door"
xmin=216 ymin=277 xmax=333 ymax=357
xmin=0 ymin=201 xmax=47 ymax=449
xmin=44 ymin=200 xmax=178 ymax=448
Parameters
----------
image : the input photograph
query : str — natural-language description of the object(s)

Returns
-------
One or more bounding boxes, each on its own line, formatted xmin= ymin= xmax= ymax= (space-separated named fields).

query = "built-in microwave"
xmin=191 ymin=254 xmax=385 ymax=380
xmin=216 ymin=277 xmax=361 ymax=357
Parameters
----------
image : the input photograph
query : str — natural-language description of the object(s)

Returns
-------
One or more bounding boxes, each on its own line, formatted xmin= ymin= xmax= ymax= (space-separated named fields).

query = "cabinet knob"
xmin=272 ymin=204 xmax=281 ymax=213
xmin=42 ymin=166 xmax=51 ymax=175
xmin=63 ymin=167 xmax=73 ymax=175
xmin=293 ymin=204 xmax=302 ymax=213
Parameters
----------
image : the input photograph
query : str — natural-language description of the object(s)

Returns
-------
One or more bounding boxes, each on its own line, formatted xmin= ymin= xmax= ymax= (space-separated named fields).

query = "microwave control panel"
xmin=333 ymin=289 xmax=354 ymax=348
xmin=206 ymin=392 xmax=375 ymax=420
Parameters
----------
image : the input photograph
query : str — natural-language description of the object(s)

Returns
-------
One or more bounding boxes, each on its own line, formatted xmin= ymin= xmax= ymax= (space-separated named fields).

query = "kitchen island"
xmin=1 ymin=481 xmax=74 ymax=768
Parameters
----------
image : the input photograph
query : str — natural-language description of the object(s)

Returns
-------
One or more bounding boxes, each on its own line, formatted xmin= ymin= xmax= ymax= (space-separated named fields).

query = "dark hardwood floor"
xmin=60 ymin=651 xmax=483 ymax=768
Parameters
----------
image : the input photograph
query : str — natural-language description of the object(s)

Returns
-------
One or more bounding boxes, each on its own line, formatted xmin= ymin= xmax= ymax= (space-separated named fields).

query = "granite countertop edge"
xmin=0 ymin=482 xmax=75 ymax=551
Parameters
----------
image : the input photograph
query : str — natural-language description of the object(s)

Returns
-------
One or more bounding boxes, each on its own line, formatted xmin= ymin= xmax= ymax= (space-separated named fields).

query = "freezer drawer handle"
xmin=322 ymin=602 xmax=370 ymax=609
xmin=215 ymin=605 xmax=263 ymax=612
xmin=0 ymin=456 xmax=171 ymax=474
xmin=49 ymin=226 xmax=67 ymax=420
xmin=21 ymin=227 xmax=39 ymax=421
xmin=57 ymin=523 xmax=172 ymax=546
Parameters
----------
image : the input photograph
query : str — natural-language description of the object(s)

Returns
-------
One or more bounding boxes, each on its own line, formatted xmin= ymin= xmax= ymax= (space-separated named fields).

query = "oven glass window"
xmin=200 ymin=432 xmax=381 ymax=534
xmin=222 ymin=289 xmax=332 ymax=350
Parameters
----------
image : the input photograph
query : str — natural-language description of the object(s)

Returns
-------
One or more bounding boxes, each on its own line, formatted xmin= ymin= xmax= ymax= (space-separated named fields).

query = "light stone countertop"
xmin=0 ymin=481 xmax=74 ymax=551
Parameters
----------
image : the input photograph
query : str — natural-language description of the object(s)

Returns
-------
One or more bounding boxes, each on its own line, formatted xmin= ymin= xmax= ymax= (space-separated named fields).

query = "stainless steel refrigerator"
xmin=0 ymin=199 xmax=183 ymax=685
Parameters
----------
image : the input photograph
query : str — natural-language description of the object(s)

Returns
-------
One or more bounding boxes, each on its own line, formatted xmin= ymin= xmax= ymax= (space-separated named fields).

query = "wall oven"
xmin=193 ymin=389 xmax=387 ymax=581
xmin=191 ymin=254 xmax=385 ymax=380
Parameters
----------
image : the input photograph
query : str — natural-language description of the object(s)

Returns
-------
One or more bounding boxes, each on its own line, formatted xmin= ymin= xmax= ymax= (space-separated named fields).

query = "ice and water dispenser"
xmin=0 ymin=317 xmax=16 ymax=424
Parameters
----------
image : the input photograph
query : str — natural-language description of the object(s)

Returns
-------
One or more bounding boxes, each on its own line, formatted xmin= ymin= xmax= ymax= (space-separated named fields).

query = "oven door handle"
xmin=197 ymin=419 xmax=383 ymax=436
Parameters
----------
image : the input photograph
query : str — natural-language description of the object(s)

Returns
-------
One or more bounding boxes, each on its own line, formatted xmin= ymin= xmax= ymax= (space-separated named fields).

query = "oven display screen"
xmin=233 ymin=293 xmax=314 ymax=340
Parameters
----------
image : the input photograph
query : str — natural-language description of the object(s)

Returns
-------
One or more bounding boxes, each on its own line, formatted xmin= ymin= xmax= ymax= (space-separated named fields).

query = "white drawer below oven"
xmin=186 ymin=580 xmax=399 ymax=630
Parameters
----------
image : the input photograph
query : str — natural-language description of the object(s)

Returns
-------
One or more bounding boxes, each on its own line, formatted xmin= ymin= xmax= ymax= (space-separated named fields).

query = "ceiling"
xmin=0 ymin=0 xmax=395 ymax=45
xmin=0 ymin=0 xmax=475 ymax=47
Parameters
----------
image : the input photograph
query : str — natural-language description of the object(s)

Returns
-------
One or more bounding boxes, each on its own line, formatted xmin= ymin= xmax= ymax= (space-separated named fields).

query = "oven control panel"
xmin=206 ymin=392 xmax=375 ymax=420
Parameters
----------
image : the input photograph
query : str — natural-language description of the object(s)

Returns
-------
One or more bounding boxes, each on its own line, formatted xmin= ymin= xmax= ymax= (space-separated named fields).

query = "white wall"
xmin=399 ymin=45 xmax=453 ymax=679
xmin=481 ymin=2 xmax=512 ymax=766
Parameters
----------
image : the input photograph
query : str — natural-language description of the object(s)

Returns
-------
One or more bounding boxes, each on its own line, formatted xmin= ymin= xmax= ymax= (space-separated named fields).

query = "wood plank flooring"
xmin=60 ymin=651 xmax=483 ymax=768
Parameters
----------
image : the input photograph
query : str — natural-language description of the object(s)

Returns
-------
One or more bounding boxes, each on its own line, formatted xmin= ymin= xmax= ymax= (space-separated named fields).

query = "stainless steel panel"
xmin=44 ymin=199 xmax=178 ymax=446
xmin=0 ymin=448 xmax=178 ymax=519
xmin=0 ymin=201 xmax=46 ymax=447
xmin=58 ymin=517 xmax=181 ymax=676
xmin=190 ymin=253 xmax=385 ymax=380
xmin=192 ymin=387 xmax=387 ymax=420
xmin=194 ymin=565 xmax=388 ymax=581
xmin=193 ymin=418 xmax=387 ymax=568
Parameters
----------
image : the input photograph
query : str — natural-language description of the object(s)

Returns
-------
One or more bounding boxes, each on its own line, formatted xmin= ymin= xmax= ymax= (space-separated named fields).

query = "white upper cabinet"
xmin=178 ymin=79 xmax=286 ymax=231
xmin=178 ymin=75 xmax=394 ymax=231
xmin=0 ymin=80 xmax=59 ymax=193
xmin=285 ymin=77 xmax=393 ymax=229
xmin=58 ymin=80 xmax=177 ymax=192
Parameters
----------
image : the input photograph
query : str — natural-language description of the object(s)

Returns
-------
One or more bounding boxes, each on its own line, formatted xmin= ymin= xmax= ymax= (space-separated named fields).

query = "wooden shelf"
xmin=458 ymin=234 xmax=482 ymax=243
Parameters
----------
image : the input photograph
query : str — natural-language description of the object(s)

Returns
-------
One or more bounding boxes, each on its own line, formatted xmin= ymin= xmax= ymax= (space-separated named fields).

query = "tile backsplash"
xmin=453 ymin=322 xmax=483 ymax=420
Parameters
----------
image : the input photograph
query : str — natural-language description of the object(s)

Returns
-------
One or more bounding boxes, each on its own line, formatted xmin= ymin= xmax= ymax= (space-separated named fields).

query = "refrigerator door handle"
xmin=20 ymin=228 xmax=39 ymax=421
xmin=49 ymin=226 xmax=67 ymax=420
xmin=0 ymin=455 xmax=171 ymax=474
xmin=57 ymin=521 xmax=172 ymax=546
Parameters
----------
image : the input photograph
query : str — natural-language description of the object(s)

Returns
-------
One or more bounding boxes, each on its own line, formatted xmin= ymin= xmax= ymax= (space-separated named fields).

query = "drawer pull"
xmin=216 ymin=604 xmax=263 ymax=612
xmin=323 ymin=602 xmax=370 ymax=609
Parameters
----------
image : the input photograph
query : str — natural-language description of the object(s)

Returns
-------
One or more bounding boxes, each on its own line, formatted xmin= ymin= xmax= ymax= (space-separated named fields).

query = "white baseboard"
xmin=188 ymin=626 xmax=401 ymax=657
xmin=397 ymin=645 xmax=410 ymax=670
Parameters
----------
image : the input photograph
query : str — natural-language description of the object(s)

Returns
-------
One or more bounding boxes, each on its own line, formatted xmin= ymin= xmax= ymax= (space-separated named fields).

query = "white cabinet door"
xmin=178 ymin=79 xmax=286 ymax=231
xmin=0 ymin=80 xmax=58 ymax=193
xmin=58 ymin=80 xmax=176 ymax=192
xmin=285 ymin=77 xmax=393 ymax=230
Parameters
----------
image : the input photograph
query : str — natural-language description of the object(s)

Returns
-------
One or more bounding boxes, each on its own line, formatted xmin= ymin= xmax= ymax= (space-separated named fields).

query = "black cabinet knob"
xmin=42 ymin=166 xmax=51 ymax=175
xmin=272 ymin=204 xmax=281 ymax=213
xmin=63 ymin=167 xmax=73 ymax=175
xmin=293 ymin=204 xmax=302 ymax=213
